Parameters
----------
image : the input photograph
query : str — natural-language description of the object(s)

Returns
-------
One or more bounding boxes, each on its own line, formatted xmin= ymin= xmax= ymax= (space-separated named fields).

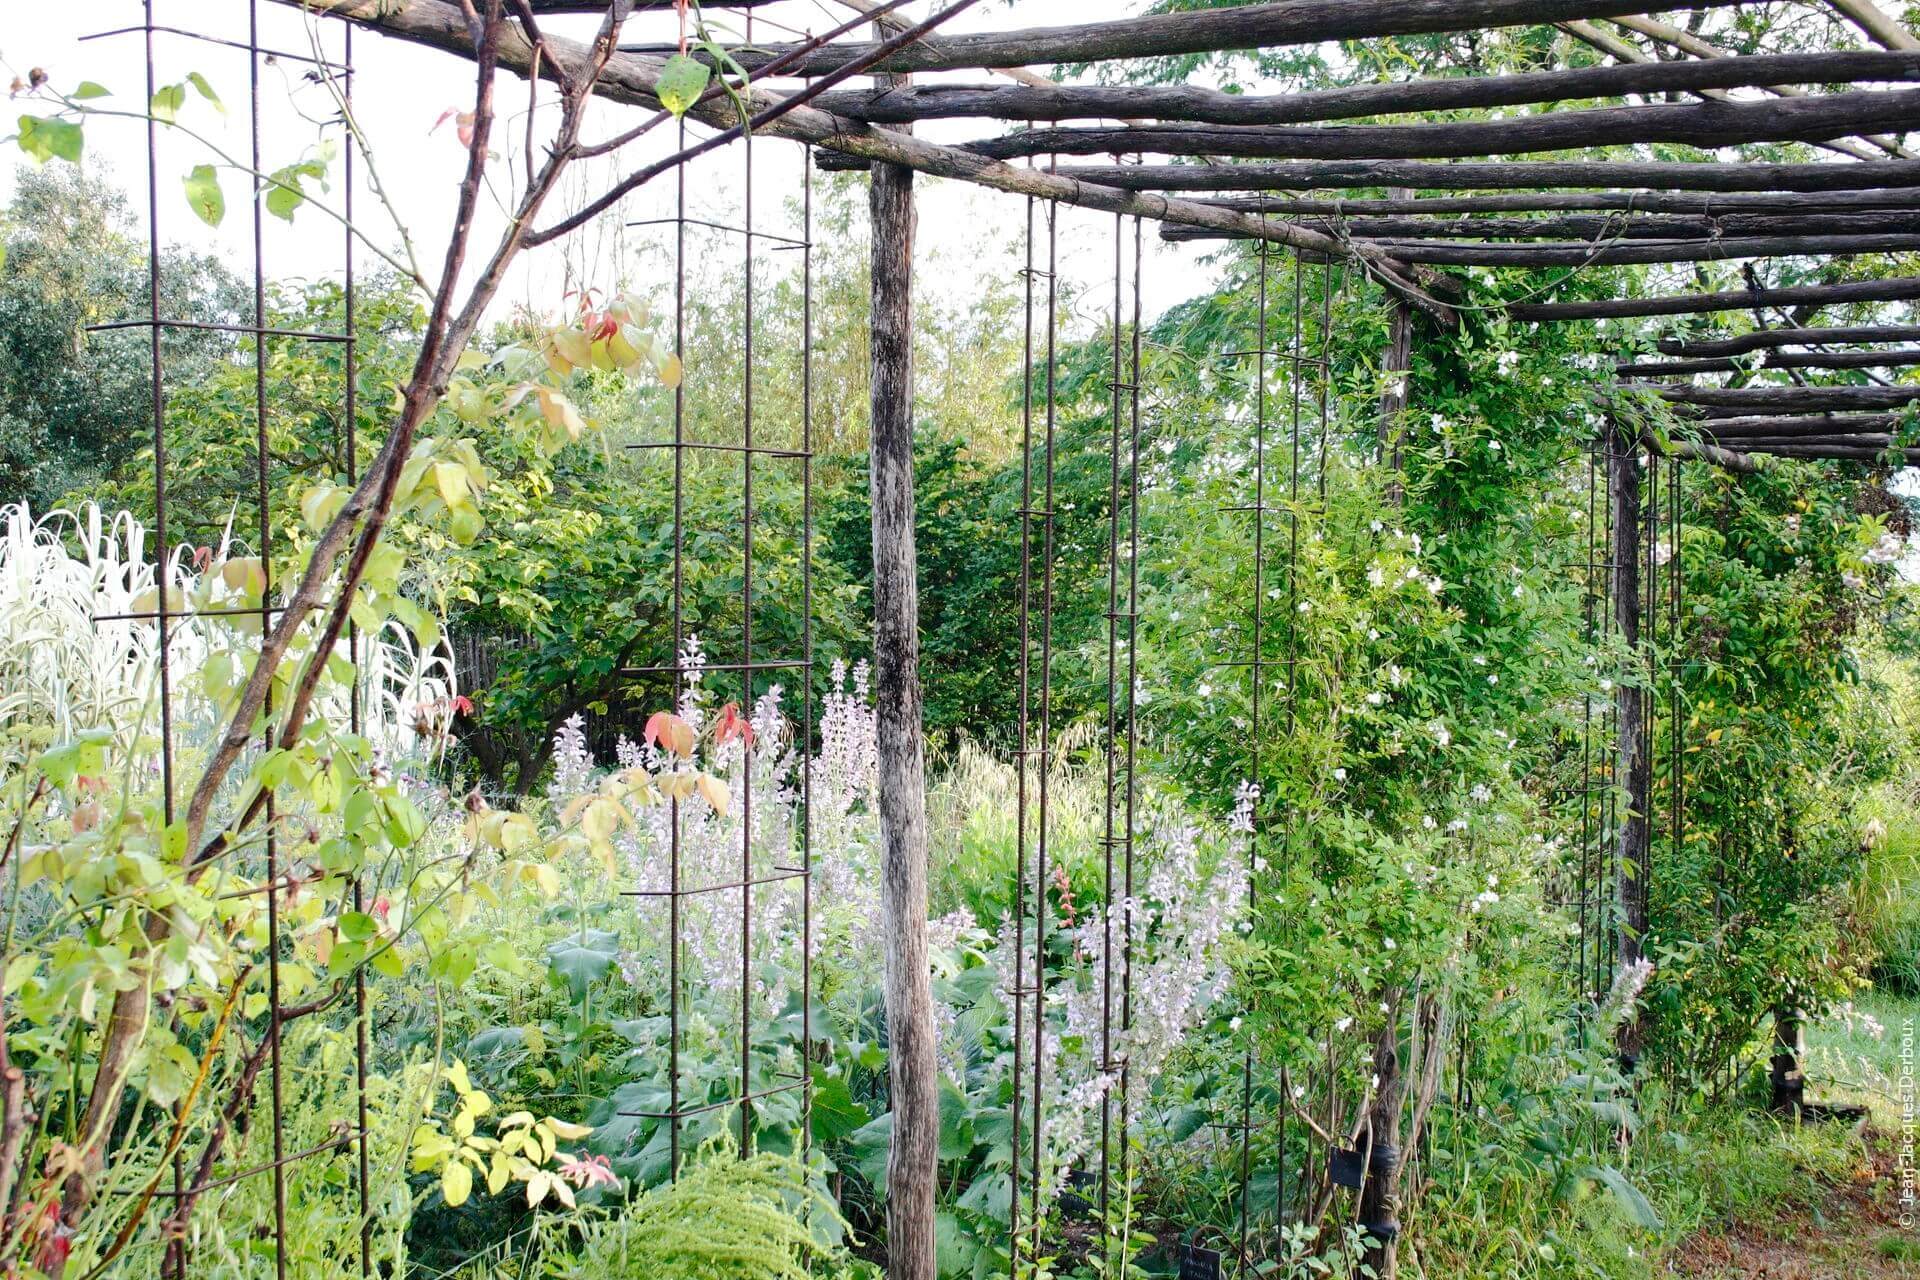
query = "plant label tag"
xmin=1179 ymin=1243 xmax=1222 ymax=1280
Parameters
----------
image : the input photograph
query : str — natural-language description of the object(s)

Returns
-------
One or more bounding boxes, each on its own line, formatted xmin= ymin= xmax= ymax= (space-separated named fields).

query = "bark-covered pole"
xmin=869 ymin=75 xmax=937 ymax=1280
xmin=1380 ymin=303 xmax=1414 ymax=504
xmin=1608 ymin=417 xmax=1652 ymax=1066
xmin=1361 ymin=269 xmax=1416 ymax=1278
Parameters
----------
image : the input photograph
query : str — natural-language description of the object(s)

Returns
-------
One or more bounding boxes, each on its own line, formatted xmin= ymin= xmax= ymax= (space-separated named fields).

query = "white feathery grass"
xmin=0 ymin=501 xmax=455 ymax=763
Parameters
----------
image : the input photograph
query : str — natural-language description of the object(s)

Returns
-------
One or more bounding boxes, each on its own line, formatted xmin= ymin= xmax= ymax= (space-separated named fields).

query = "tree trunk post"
xmin=1608 ymin=418 xmax=1652 ymax=1067
xmin=870 ymin=106 xmax=937 ymax=1280
xmin=1770 ymin=1005 xmax=1806 ymax=1112
xmin=1358 ymin=997 xmax=1408 ymax=1278
xmin=1379 ymin=246 xmax=1415 ymax=505
xmin=1361 ymin=284 xmax=1416 ymax=1277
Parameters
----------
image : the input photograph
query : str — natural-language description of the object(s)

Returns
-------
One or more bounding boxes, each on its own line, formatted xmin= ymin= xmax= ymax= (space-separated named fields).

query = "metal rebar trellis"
xmin=614 ymin=59 xmax=817 ymax=1177
xmin=55 ymin=2 xmax=1920 ymax=1276
xmin=78 ymin=2 xmax=371 ymax=1274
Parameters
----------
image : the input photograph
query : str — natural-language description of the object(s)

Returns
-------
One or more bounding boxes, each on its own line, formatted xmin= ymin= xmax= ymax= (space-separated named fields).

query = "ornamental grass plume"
xmin=562 ymin=1149 xmax=849 ymax=1279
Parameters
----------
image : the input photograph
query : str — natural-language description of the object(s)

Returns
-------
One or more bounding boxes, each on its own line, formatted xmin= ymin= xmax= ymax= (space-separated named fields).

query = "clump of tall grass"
xmin=926 ymin=721 xmax=1106 ymax=915
xmin=1852 ymin=788 xmax=1920 ymax=994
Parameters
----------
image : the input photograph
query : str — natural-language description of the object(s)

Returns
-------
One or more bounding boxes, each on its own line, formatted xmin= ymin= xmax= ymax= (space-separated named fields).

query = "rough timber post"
xmin=1378 ymin=198 xmax=1416 ymax=507
xmin=1608 ymin=417 xmax=1652 ymax=1066
xmin=869 ymin=67 xmax=937 ymax=1280
xmin=1362 ymin=284 xmax=1416 ymax=1280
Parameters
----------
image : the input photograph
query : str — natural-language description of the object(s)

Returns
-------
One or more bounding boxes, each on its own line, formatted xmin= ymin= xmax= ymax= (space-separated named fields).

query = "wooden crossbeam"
xmin=964 ymin=91 xmax=1920 ymax=162
xmin=1559 ymin=20 xmax=1898 ymax=161
xmin=1619 ymin=349 xmax=1920 ymax=375
xmin=1189 ymin=191 xmax=1920 ymax=216
xmin=1712 ymin=433 xmax=1907 ymax=446
xmin=1511 ymin=275 xmax=1920 ymax=321
xmin=1642 ymin=383 xmax=1920 ymax=413
xmin=1689 ymin=413 xmax=1904 ymax=436
xmin=1718 ymin=443 xmax=1920 ymax=461
xmin=274 ymin=1 xmax=1459 ymax=323
xmin=1048 ymin=158 xmax=1920 ymax=194
xmin=692 ymin=0 xmax=1750 ymax=77
xmin=1162 ymin=227 xmax=1920 ymax=265
xmin=810 ymin=51 xmax=1920 ymax=125
xmin=1214 ymin=212 xmax=1920 ymax=242
xmin=1660 ymin=324 xmax=1920 ymax=355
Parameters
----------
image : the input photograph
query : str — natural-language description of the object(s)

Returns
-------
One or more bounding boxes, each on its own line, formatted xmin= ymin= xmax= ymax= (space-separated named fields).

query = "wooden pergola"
xmin=290 ymin=4 xmax=1920 ymax=1277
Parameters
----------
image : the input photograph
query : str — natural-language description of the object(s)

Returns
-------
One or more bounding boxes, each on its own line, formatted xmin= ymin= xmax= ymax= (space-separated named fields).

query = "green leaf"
xmin=186 ymin=72 xmax=225 ymax=115
xmin=1581 ymin=1164 xmax=1661 ymax=1230
xmin=937 ymin=1076 xmax=974 ymax=1161
xmin=381 ymin=793 xmax=427 ymax=848
xmin=369 ymin=944 xmax=406 ymax=980
xmin=265 ymin=168 xmax=307 ymax=221
xmin=544 ymin=937 xmax=617 ymax=1001
xmin=17 ymin=115 xmax=84 ymax=165
xmin=183 ymin=164 xmax=225 ymax=227
xmin=338 ymin=911 xmax=379 ymax=941
xmin=656 ymin=54 xmax=711 ymax=118
xmin=848 ymin=1112 xmax=892 ymax=1193
xmin=150 ymin=83 xmax=186 ymax=124
xmin=935 ymin=1211 xmax=982 ymax=1278
xmin=808 ymin=1066 xmax=871 ymax=1143
xmin=71 ymin=82 xmax=111 ymax=101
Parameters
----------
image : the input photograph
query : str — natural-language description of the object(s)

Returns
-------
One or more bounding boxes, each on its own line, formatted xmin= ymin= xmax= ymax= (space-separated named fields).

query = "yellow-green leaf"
xmin=183 ymin=164 xmax=225 ymax=227
xmin=441 ymin=1160 xmax=473 ymax=1207
xmin=656 ymin=53 xmax=711 ymax=118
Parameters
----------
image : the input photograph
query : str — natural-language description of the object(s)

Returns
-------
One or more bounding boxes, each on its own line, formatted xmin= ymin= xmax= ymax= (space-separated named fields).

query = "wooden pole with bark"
xmin=809 ymin=50 xmax=1920 ymax=126
xmin=709 ymin=0 xmax=1748 ymax=76
xmin=1053 ymin=157 xmax=1920 ymax=194
xmin=1511 ymin=275 xmax=1920 ymax=322
xmin=963 ymin=90 xmax=1920 ymax=161
xmin=1608 ymin=418 xmax=1651 ymax=1067
xmin=868 ymin=74 xmax=938 ymax=1280
xmin=1359 ymin=284 xmax=1430 ymax=1280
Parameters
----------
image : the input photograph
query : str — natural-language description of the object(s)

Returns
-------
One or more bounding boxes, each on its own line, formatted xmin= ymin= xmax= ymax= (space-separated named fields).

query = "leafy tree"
xmin=0 ymin=165 xmax=242 ymax=507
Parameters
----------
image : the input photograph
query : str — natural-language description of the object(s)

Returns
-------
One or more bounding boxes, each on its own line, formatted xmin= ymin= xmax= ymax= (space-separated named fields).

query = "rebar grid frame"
xmin=78 ymin=2 xmax=372 ymax=1275
xmin=59 ymin=1 xmax=1920 ymax=1276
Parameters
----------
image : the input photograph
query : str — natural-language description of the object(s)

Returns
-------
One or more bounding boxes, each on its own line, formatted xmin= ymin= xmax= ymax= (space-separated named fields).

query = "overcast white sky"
xmin=2 ymin=1 xmax=1218 ymax=337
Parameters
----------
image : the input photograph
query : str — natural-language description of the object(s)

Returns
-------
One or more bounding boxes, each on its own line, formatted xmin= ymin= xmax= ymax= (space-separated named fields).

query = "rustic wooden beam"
xmin=1619 ymin=348 xmax=1920 ymax=375
xmin=1237 ymin=211 xmax=1920 ymax=242
xmin=1665 ymin=438 xmax=1767 ymax=471
xmin=1164 ymin=226 xmax=1920 ymax=265
xmin=1712 ymin=433 xmax=1908 ymax=447
xmin=694 ymin=0 xmax=1750 ymax=77
xmin=1558 ymin=18 xmax=1882 ymax=161
xmin=1723 ymin=443 xmax=1920 ymax=461
xmin=1590 ymin=14 xmax=1912 ymax=158
xmin=1362 ymin=233 xmax=1920 ymax=265
xmin=964 ymin=91 xmax=1920 ymax=162
xmin=1052 ymin=158 xmax=1920 ymax=194
xmin=1193 ymin=190 xmax=1920 ymax=216
xmin=1644 ymin=383 xmax=1920 ymax=413
xmin=1683 ymin=412 xmax=1902 ymax=436
xmin=810 ymin=50 xmax=1920 ymax=126
xmin=275 ymin=0 xmax=1455 ymax=324
xmin=1511 ymin=275 xmax=1920 ymax=321
xmin=1660 ymin=324 xmax=1920 ymax=355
